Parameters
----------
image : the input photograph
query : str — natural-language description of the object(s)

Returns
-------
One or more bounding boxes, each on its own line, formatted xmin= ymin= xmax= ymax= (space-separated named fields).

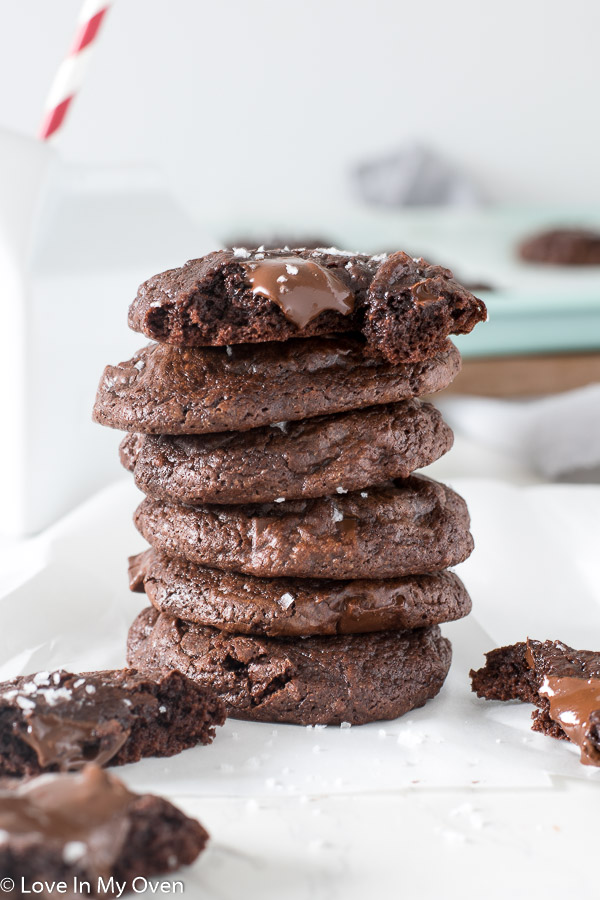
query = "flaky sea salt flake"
xmin=332 ymin=505 xmax=344 ymax=523
xmin=41 ymin=687 xmax=73 ymax=706
xmin=16 ymin=696 xmax=36 ymax=711
xmin=63 ymin=841 xmax=86 ymax=864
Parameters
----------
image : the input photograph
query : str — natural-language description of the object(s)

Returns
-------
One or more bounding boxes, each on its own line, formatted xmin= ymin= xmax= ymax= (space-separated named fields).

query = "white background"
xmin=1 ymin=0 xmax=599 ymax=223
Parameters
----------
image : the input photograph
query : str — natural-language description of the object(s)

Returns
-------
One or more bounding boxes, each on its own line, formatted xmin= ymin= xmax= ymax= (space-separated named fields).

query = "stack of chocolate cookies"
xmin=93 ymin=248 xmax=486 ymax=726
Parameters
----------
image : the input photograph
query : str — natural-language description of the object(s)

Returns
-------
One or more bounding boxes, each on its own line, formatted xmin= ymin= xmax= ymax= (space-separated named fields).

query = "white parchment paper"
xmin=1 ymin=477 xmax=599 ymax=794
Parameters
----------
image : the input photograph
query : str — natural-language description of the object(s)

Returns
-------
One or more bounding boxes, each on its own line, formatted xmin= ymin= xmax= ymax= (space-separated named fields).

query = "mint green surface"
xmin=455 ymin=292 xmax=600 ymax=358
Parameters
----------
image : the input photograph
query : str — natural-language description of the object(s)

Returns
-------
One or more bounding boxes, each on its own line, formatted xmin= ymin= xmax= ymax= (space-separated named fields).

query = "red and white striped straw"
xmin=38 ymin=0 xmax=112 ymax=140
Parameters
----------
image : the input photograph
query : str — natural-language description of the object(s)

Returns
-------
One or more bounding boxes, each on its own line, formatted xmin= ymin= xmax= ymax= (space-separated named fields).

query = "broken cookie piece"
xmin=470 ymin=638 xmax=600 ymax=766
xmin=127 ymin=248 xmax=486 ymax=364
xmin=0 ymin=765 xmax=208 ymax=893
xmin=0 ymin=667 xmax=226 ymax=777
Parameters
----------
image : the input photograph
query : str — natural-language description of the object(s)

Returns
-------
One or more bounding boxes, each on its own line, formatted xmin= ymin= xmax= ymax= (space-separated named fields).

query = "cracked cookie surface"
xmin=127 ymin=606 xmax=452 ymax=725
xmin=129 ymin=549 xmax=471 ymax=637
xmin=93 ymin=336 xmax=461 ymax=435
xmin=120 ymin=399 xmax=453 ymax=505
xmin=133 ymin=475 xmax=473 ymax=580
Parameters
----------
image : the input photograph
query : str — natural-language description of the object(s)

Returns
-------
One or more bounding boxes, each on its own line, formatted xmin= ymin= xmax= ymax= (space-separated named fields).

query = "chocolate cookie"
xmin=120 ymin=400 xmax=453 ymax=505
xmin=119 ymin=431 xmax=144 ymax=471
xmin=133 ymin=476 xmax=473 ymax=579
xmin=0 ymin=766 xmax=207 ymax=893
xmin=518 ymin=228 xmax=600 ymax=265
xmin=127 ymin=606 xmax=452 ymax=725
xmin=93 ymin=336 xmax=461 ymax=435
xmin=0 ymin=667 xmax=226 ymax=778
xmin=127 ymin=248 xmax=486 ymax=363
xmin=129 ymin=549 xmax=472 ymax=637
xmin=471 ymin=639 xmax=600 ymax=766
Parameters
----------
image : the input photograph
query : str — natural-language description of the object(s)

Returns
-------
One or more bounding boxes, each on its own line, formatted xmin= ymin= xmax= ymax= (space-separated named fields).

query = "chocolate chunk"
xmin=0 ymin=667 xmax=225 ymax=778
xmin=470 ymin=638 xmax=600 ymax=766
xmin=0 ymin=765 xmax=208 ymax=892
xmin=130 ymin=549 xmax=472 ymax=636
xmin=126 ymin=248 xmax=486 ymax=363
xmin=93 ymin=336 xmax=461 ymax=435
xmin=127 ymin=606 xmax=452 ymax=726
xmin=120 ymin=400 xmax=453 ymax=505
xmin=133 ymin=475 xmax=473 ymax=580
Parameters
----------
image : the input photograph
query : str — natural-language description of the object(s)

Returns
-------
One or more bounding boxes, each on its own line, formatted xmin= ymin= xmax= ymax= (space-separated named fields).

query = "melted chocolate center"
xmin=2 ymin=671 xmax=157 ymax=771
xmin=19 ymin=713 xmax=131 ymax=770
xmin=243 ymin=257 xmax=354 ymax=328
xmin=0 ymin=766 xmax=136 ymax=877
xmin=538 ymin=675 xmax=600 ymax=766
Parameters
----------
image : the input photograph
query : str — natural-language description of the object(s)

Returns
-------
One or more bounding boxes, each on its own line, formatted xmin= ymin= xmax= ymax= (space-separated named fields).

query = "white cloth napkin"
xmin=437 ymin=383 xmax=600 ymax=480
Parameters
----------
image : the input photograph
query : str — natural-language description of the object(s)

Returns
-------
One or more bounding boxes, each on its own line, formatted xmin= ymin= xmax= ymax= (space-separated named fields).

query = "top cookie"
xmin=128 ymin=248 xmax=487 ymax=363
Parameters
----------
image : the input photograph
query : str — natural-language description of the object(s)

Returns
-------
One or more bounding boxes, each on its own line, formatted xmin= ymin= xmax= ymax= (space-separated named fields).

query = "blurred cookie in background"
xmin=518 ymin=227 xmax=600 ymax=265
